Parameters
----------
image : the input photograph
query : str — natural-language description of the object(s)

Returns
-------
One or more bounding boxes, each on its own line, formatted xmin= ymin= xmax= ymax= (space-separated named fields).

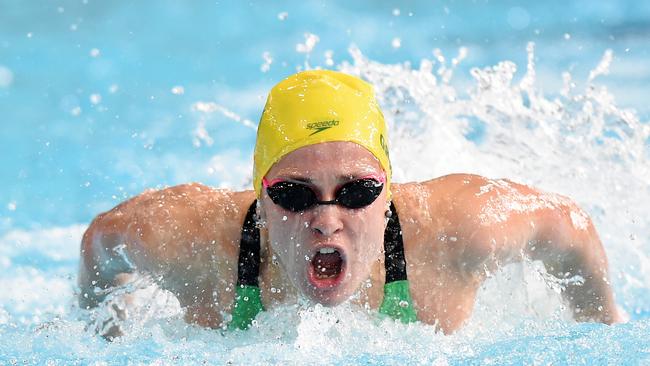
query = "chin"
xmin=304 ymin=286 xmax=352 ymax=306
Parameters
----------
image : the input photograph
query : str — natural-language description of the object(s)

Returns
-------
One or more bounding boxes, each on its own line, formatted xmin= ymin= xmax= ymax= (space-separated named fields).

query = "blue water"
xmin=2 ymin=1 xmax=650 ymax=364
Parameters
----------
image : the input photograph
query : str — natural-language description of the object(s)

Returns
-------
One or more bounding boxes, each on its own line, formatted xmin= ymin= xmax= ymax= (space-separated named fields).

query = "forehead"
xmin=266 ymin=141 xmax=383 ymax=179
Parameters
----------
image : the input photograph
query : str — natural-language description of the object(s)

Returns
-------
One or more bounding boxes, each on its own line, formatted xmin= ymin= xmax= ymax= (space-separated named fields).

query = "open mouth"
xmin=308 ymin=247 xmax=346 ymax=288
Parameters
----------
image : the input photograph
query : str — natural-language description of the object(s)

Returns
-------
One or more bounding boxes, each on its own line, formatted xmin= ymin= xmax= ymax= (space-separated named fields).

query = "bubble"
xmin=391 ymin=37 xmax=401 ymax=49
xmin=392 ymin=8 xmax=400 ymax=16
xmin=89 ymin=48 xmax=100 ymax=57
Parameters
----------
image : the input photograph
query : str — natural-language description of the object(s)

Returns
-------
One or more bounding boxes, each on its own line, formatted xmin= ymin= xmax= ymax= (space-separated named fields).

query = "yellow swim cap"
xmin=253 ymin=70 xmax=391 ymax=198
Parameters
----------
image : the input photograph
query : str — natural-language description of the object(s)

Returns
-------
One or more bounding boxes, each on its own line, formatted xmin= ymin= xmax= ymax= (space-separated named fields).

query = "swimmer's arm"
xmin=523 ymin=211 xmax=622 ymax=324
xmin=462 ymin=204 xmax=622 ymax=325
xmin=78 ymin=184 xmax=252 ymax=328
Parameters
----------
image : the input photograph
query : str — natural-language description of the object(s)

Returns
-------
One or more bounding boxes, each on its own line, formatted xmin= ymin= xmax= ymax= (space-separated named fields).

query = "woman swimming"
xmin=78 ymin=70 xmax=621 ymax=338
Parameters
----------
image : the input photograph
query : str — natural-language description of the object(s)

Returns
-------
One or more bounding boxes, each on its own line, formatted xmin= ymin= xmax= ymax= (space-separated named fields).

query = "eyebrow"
xmin=270 ymin=172 xmax=384 ymax=183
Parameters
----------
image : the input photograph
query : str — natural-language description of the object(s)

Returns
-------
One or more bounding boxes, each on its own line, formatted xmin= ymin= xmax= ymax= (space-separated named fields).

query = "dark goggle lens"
xmin=336 ymin=179 xmax=384 ymax=209
xmin=266 ymin=178 xmax=383 ymax=212
xmin=266 ymin=181 xmax=317 ymax=212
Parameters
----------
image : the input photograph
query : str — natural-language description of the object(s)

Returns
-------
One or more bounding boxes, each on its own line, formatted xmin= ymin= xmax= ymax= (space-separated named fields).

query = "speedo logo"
xmin=306 ymin=120 xmax=339 ymax=135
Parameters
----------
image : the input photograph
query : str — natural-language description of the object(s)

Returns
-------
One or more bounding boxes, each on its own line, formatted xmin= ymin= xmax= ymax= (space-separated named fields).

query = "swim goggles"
xmin=262 ymin=175 xmax=385 ymax=212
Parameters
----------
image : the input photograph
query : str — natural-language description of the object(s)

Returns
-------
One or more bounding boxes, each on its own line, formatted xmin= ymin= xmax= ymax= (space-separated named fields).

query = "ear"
xmin=255 ymin=199 xmax=268 ymax=227
xmin=384 ymin=200 xmax=393 ymax=227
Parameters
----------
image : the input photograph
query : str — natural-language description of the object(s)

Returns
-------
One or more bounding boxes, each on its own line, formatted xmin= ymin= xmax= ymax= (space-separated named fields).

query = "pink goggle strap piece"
xmin=358 ymin=173 xmax=386 ymax=183
xmin=262 ymin=177 xmax=284 ymax=189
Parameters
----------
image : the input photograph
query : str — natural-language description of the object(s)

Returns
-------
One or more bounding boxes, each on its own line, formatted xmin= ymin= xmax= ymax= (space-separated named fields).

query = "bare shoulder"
xmin=393 ymin=174 xmax=591 ymax=274
xmin=392 ymin=173 xmax=498 ymax=224
xmin=86 ymin=183 xmax=256 ymax=264
xmin=93 ymin=183 xmax=253 ymax=230
xmin=394 ymin=173 xmax=583 ymax=226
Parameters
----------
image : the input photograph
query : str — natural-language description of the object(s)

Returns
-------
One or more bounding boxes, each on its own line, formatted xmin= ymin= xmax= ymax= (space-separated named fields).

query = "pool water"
xmin=1 ymin=1 xmax=650 ymax=364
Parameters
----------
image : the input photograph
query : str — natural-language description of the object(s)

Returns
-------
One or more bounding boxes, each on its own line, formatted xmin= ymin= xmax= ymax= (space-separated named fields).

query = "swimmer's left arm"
xmin=458 ymin=186 xmax=622 ymax=325
xmin=524 ymin=206 xmax=622 ymax=324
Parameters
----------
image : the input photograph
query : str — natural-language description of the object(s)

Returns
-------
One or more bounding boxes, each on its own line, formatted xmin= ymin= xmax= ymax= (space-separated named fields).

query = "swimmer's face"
xmin=260 ymin=141 xmax=387 ymax=306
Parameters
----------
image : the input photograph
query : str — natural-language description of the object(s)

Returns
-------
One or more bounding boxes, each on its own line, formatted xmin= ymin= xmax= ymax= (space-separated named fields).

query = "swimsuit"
xmin=229 ymin=201 xmax=417 ymax=330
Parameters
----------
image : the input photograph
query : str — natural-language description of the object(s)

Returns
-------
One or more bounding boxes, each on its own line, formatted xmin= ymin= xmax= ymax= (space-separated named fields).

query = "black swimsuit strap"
xmin=237 ymin=201 xmax=261 ymax=287
xmin=384 ymin=202 xmax=408 ymax=283
xmin=235 ymin=200 xmax=408 ymax=287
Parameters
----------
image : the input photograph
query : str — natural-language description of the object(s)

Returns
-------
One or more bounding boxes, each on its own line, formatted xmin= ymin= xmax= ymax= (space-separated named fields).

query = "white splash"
xmin=296 ymin=33 xmax=320 ymax=54
xmin=339 ymin=44 xmax=650 ymax=314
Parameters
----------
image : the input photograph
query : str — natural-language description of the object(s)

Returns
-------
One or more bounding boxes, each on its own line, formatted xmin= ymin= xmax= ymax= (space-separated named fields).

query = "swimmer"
xmin=78 ymin=70 xmax=622 ymax=337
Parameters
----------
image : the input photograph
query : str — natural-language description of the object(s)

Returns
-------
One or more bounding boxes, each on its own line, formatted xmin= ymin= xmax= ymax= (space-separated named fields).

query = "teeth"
xmin=319 ymin=247 xmax=336 ymax=254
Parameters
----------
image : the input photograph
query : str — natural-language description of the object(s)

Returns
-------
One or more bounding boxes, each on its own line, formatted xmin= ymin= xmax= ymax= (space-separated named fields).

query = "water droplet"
xmin=0 ymin=65 xmax=14 ymax=88
xmin=277 ymin=11 xmax=288 ymax=21
xmin=391 ymin=37 xmax=401 ymax=49
xmin=399 ymin=300 xmax=409 ymax=308
xmin=89 ymin=93 xmax=101 ymax=105
xmin=261 ymin=51 xmax=273 ymax=72
xmin=324 ymin=50 xmax=334 ymax=67
xmin=171 ymin=86 xmax=185 ymax=95
xmin=392 ymin=8 xmax=400 ymax=16
xmin=89 ymin=48 xmax=100 ymax=57
xmin=296 ymin=33 xmax=320 ymax=54
xmin=282 ymin=215 xmax=288 ymax=221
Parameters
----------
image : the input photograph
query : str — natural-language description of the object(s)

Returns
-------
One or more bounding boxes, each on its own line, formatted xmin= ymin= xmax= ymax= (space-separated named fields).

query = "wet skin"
xmin=78 ymin=142 xmax=622 ymax=335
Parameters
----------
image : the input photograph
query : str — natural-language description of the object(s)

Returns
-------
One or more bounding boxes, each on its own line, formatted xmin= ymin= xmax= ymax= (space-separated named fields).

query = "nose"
xmin=309 ymin=205 xmax=344 ymax=236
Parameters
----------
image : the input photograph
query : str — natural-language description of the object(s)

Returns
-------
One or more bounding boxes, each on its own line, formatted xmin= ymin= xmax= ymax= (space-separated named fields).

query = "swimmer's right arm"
xmin=78 ymin=183 xmax=255 ymax=328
